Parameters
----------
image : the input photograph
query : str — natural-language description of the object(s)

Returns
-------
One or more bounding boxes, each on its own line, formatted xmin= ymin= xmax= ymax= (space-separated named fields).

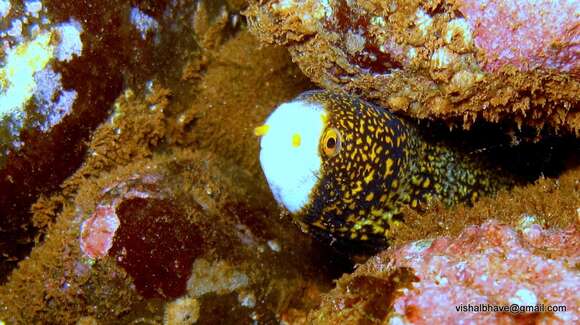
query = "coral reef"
xmin=0 ymin=3 xmax=346 ymax=321
xmin=0 ymin=149 xmax=342 ymax=323
xmin=306 ymin=218 xmax=579 ymax=324
xmin=246 ymin=0 xmax=579 ymax=133
xmin=0 ymin=0 xmax=577 ymax=323
xmin=0 ymin=0 xmax=185 ymax=279
xmin=0 ymin=0 xmax=260 ymax=283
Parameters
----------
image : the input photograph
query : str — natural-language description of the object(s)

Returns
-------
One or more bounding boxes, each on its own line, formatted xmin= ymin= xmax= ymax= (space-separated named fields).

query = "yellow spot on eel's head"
xmin=292 ymin=133 xmax=301 ymax=147
xmin=254 ymin=124 xmax=270 ymax=137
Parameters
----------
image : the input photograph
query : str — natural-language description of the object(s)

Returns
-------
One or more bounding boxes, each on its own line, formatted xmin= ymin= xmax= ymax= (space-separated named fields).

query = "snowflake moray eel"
xmin=256 ymin=90 xmax=513 ymax=247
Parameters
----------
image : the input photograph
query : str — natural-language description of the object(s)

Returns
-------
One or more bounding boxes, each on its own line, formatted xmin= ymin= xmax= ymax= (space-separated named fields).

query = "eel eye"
xmin=321 ymin=127 xmax=342 ymax=157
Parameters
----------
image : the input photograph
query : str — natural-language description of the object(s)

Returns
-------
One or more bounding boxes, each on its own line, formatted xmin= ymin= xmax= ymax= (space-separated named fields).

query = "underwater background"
xmin=0 ymin=0 xmax=578 ymax=324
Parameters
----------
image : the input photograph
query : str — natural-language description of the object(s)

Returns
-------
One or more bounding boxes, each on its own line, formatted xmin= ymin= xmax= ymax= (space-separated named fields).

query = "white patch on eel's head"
xmin=258 ymin=100 xmax=326 ymax=214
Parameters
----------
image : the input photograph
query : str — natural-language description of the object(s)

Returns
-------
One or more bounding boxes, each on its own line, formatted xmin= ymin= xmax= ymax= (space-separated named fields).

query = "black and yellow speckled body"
xmin=295 ymin=90 xmax=512 ymax=246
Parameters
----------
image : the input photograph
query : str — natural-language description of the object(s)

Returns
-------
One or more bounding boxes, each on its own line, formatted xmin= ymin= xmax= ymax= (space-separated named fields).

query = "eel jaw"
xmin=258 ymin=99 xmax=327 ymax=214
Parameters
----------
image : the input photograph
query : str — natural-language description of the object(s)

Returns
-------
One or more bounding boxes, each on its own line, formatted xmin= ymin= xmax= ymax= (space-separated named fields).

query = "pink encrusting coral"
xmin=308 ymin=219 xmax=579 ymax=324
xmin=79 ymin=205 xmax=120 ymax=259
xmin=78 ymin=174 xmax=162 ymax=260
xmin=387 ymin=220 xmax=579 ymax=323
xmin=457 ymin=0 xmax=579 ymax=74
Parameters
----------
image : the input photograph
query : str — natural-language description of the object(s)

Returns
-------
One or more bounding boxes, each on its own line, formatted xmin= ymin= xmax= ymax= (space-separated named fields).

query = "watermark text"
xmin=455 ymin=304 xmax=566 ymax=314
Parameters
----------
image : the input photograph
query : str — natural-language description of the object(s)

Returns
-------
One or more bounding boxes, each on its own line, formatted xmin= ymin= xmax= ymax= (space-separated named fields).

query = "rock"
xmin=0 ymin=149 xmax=344 ymax=323
xmin=0 ymin=0 xmax=172 ymax=278
xmin=246 ymin=0 xmax=580 ymax=134
xmin=306 ymin=219 xmax=579 ymax=324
